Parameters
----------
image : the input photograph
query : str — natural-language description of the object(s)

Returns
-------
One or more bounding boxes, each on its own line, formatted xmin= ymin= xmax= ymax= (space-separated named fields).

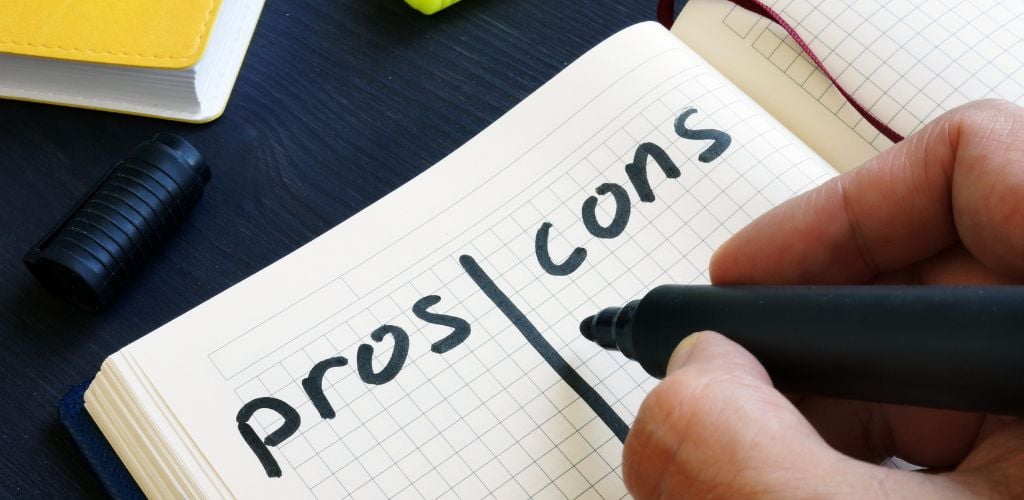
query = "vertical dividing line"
xmin=458 ymin=255 xmax=630 ymax=443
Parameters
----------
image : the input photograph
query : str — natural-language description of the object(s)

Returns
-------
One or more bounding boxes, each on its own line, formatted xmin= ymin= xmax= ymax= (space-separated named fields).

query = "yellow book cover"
xmin=0 ymin=0 xmax=223 ymax=69
xmin=0 ymin=0 xmax=265 ymax=122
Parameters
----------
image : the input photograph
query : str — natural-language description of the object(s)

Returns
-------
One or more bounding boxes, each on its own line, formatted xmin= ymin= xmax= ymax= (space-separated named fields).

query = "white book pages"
xmin=86 ymin=22 xmax=837 ymax=498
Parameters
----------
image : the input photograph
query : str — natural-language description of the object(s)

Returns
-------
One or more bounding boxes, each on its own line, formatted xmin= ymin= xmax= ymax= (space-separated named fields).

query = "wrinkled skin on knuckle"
xmin=947 ymin=100 xmax=1024 ymax=277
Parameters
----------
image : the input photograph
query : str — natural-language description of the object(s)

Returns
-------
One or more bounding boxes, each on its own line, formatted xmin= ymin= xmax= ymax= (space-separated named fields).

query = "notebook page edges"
xmin=0 ymin=0 xmax=264 ymax=123
xmin=88 ymin=21 xmax=836 ymax=498
xmin=752 ymin=0 xmax=1024 ymax=141
xmin=675 ymin=0 xmax=1024 ymax=172
xmin=674 ymin=0 xmax=877 ymax=172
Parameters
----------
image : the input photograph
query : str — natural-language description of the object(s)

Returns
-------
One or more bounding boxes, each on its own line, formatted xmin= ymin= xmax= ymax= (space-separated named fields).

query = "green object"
xmin=404 ymin=0 xmax=461 ymax=14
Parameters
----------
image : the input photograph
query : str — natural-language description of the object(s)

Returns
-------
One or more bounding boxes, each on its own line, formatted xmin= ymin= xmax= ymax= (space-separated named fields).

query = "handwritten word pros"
xmin=233 ymin=107 xmax=730 ymax=479
xmin=236 ymin=296 xmax=471 ymax=478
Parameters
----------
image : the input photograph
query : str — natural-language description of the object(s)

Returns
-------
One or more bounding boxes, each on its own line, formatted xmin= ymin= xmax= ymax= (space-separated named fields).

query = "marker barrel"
xmin=628 ymin=285 xmax=1024 ymax=415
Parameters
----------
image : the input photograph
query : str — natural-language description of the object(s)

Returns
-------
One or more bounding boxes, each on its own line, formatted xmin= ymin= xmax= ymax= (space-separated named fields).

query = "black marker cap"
xmin=24 ymin=134 xmax=211 ymax=310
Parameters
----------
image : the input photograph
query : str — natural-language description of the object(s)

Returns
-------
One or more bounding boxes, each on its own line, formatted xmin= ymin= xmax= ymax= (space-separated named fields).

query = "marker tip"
xmin=580 ymin=315 xmax=595 ymax=340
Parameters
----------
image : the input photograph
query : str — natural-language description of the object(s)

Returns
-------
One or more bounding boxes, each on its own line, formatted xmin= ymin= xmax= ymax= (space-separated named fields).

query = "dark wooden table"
xmin=0 ymin=0 xmax=672 ymax=496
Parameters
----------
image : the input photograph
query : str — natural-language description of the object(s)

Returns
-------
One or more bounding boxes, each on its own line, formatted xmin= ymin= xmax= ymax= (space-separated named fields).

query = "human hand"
xmin=623 ymin=100 xmax=1024 ymax=498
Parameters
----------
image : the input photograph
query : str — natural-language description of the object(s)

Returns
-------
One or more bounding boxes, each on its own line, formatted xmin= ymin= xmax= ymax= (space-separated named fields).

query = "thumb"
xmin=622 ymin=331 xmax=837 ymax=497
xmin=621 ymin=331 xmax=969 ymax=499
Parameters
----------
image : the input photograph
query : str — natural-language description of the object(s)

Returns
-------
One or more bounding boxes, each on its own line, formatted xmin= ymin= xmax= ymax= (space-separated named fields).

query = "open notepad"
xmin=85 ymin=22 xmax=837 ymax=498
xmin=83 ymin=3 xmax=1024 ymax=496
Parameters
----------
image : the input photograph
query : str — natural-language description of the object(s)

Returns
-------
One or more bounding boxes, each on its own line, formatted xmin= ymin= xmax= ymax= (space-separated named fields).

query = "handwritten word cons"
xmin=234 ymin=107 xmax=731 ymax=478
xmin=535 ymin=108 xmax=730 ymax=276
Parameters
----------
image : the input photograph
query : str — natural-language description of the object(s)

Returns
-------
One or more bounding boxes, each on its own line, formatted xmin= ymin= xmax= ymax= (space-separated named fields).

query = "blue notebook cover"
xmin=59 ymin=381 xmax=145 ymax=500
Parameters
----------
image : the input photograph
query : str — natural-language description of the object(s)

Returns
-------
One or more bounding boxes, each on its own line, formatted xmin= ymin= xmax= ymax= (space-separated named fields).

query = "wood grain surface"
xmin=0 ymin=0 xmax=673 ymax=496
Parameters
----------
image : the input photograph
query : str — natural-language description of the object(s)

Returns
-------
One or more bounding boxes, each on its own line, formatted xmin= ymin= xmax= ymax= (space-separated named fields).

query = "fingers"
xmin=796 ymin=396 xmax=988 ymax=468
xmin=711 ymin=99 xmax=1024 ymax=285
xmin=623 ymin=332 xmax=869 ymax=498
xmin=914 ymin=244 xmax=1020 ymax=285
xmin=622 ymin=332 xmax=1000 ymax=499
xmin=868 ymin=244 xmax=1020 ymax=285
xmin=953 ymin=419 xmax=1024 ymax=498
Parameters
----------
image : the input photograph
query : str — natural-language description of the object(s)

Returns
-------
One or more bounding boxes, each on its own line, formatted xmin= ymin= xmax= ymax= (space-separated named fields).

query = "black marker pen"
xmin=581 ymin=285 xmax=1024 ymax=415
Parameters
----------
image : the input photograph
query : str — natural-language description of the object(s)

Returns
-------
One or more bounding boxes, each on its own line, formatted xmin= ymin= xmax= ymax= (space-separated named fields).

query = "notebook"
xmin=0 ymin=0 xmax=265 ymax=122
xmin=674 ymin=0 xmax=1024 ymax=171
xmin=78 ymin=1 xmax=1024 ymax=496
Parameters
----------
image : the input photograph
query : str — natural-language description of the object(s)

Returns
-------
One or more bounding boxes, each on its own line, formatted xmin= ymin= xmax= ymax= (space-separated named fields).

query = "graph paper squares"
xmin=228 ymin=67 xmax=830 ymax=498
xmin=724 ymin=0 xmax=1024 ymax=151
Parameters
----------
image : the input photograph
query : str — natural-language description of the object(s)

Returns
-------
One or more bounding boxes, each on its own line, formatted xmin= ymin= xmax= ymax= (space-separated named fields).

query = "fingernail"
xmin=667 ymin=332 xmax=704 ymax=373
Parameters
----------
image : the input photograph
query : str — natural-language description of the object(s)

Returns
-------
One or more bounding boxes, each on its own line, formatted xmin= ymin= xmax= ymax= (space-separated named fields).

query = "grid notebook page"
xmin=88 ymin=23 xmax=835 ymax=499
xmin=678 ymin=0 xmax=1024 ymax=170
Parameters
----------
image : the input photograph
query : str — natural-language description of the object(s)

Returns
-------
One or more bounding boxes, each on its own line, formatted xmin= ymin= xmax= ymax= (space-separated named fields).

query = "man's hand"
xmin=623 ymin=100 xmax=1024 ymax=498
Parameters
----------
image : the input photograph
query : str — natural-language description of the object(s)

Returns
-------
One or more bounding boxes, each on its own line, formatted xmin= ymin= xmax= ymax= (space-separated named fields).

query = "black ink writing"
xmin=536 ymin=107 xmax=730 ymax=277
xmin=235 ymin=397 xmax=301 ymax=478
xmin=236 ymin=106 xmax=731 ymax=479
xmin=356 ymin=325 xmax=410 ymax=385
xmin=460 ymin=255 xmax=630 ymax=441
xmin=675 ymin=108 xmax=731 ymax=163
xmin=412 ymin=295 xmax=472 ymax=353
xmin=582 ymin=183 xmax=631 ymax=238
xmin=302 ymin=356 xmax=348 ymax=419
xmin=237 ymin=298 xmax=471 ymax=477
xmin=535 ymin=222 xmax=587 ymax=276
xmin=626 ymin=142 xmax=680 ymax=203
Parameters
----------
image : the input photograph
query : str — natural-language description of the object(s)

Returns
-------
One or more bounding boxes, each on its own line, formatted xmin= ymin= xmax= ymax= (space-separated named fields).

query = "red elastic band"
xmin=657 ymin=0 xmax=905 ymax=144
xmin=658 ymin=0 xmax=676 ymax=29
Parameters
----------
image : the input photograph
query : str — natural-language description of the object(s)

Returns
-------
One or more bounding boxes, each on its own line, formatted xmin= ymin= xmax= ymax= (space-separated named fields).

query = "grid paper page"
xmin=91 ymin=23 xmax=835 ymax=499
xmin=226 ymin=82 xmax=830 ymax=499
xmin=720 ymin=0 xmax=1024 ymax=150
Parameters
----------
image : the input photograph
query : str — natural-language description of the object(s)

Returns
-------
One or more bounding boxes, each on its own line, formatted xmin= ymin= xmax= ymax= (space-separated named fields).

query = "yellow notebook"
xmin=0 ymin=0 xmax=265 ymax=122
